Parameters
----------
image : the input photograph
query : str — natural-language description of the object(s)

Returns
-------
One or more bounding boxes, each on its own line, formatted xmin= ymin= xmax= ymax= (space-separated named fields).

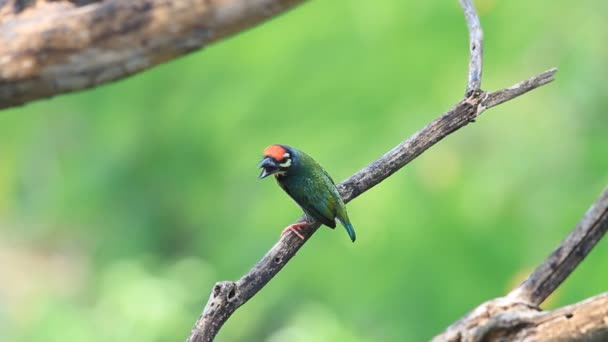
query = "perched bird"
xmin=258 ymin=144 xmax=356 ymax=242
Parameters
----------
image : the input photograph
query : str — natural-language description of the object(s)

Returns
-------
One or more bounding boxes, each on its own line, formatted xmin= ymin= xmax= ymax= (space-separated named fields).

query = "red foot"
xmin=281 ymin=222 xmax=311 ymax=240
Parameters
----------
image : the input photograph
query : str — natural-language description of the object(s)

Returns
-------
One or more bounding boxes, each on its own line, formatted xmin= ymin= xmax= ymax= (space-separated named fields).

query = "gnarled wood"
xmin=432 ymin=292 xmax=608 ymax=342
xmin=519 ymin=293 xmax=608 ymax=341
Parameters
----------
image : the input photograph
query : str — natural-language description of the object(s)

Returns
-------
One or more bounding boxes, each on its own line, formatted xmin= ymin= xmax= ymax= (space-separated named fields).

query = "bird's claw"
xmin=281 ymin=222 xmax=310 ymax=240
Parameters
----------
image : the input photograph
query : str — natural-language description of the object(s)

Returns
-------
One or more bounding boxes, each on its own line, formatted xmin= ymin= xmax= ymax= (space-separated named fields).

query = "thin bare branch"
xmin=0 ymin=0 xmax=306 ymax=109
xmin=187 ymin=69 xmax=557 ymax=342
xmin=509 ymin=187 xmax=608 ymax=306
xmin=483 ymin=68 xmax=558 ymax=109
xmin=459 ymin=0 xmax=483 ymax=94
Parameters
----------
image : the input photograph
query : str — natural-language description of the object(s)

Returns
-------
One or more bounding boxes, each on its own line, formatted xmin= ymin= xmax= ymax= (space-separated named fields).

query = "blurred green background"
xmin=1 ymin=0 xmax=607 ymax=341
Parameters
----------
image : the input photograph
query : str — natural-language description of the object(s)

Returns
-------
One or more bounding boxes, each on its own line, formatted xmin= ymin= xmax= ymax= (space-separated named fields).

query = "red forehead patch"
xmin=263 ymin=145 xmax=287 ymax=161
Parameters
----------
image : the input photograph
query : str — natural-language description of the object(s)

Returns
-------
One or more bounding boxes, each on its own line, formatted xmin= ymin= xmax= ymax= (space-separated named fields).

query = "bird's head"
xmin=259 ymin=144 xmax=294 ymax=179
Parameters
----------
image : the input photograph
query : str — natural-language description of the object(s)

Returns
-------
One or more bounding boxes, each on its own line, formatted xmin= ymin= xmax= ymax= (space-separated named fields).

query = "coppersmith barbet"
xmin=258 ymin=144 xmax=356 ymax=242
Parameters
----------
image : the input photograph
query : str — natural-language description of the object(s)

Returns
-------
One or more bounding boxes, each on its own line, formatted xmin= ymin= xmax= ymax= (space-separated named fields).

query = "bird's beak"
xmin=258 ymin=157 xmax=279 ymax=179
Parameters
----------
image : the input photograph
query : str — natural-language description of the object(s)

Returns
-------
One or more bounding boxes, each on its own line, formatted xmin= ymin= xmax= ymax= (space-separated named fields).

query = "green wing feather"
xmin=280 ymin=174 xmax=337 ymax=228
xmin=317 ymin=167 xmax=356 ymax=242
xmin=303 ymin=177 xmax=339 ymax=228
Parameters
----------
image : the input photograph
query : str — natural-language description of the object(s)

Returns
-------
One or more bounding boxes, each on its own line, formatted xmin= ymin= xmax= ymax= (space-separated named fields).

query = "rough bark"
xmin=0 ymin=0 xmax=305 ymax=109
xmin=432 ymin=292 xmax=608 ymax=342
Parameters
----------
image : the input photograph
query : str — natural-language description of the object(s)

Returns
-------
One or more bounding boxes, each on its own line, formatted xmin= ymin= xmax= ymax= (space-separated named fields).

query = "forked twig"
xmin=187 ymin=1 xmax=559 ymax=340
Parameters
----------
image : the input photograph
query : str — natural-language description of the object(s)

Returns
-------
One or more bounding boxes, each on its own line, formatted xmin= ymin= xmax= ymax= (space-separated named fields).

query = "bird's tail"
xmin=342 ymin=221 xmax=356 ymax=243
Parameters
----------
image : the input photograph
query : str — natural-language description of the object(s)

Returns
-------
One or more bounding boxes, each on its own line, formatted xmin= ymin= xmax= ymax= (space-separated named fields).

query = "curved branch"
xmin=0 ymin=0 xmax=305 ymax=109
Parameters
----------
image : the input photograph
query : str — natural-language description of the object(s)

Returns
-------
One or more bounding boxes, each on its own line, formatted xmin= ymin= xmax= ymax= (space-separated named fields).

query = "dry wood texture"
xmin=0 ymin=0 xmax=305 ymax=109
xmin=432 ymin=292 xmax=608 ymax=342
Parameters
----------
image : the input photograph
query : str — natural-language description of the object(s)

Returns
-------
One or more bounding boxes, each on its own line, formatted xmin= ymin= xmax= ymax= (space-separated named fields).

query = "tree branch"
xmin=433 ymin=291 xmax=608 ymax=342
xmin=459 ymin=0 xmax=483 ymax=94
xmin=185 ymin=1 xmax=562 ymax=341
xmin=482 ymin=68 xmax=557 ymax=109
xmin=337 ymin=68 xmax=557 ymax=204
xmin=0 ymin=0 xmax=306 ymax=109
xmin=514 ymin=292 xmax=608 ymax=341
xmin=509 ymin=187 xmax=608 ymax=306
xmin=432 ymin=187 xmax=608 ymax=341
